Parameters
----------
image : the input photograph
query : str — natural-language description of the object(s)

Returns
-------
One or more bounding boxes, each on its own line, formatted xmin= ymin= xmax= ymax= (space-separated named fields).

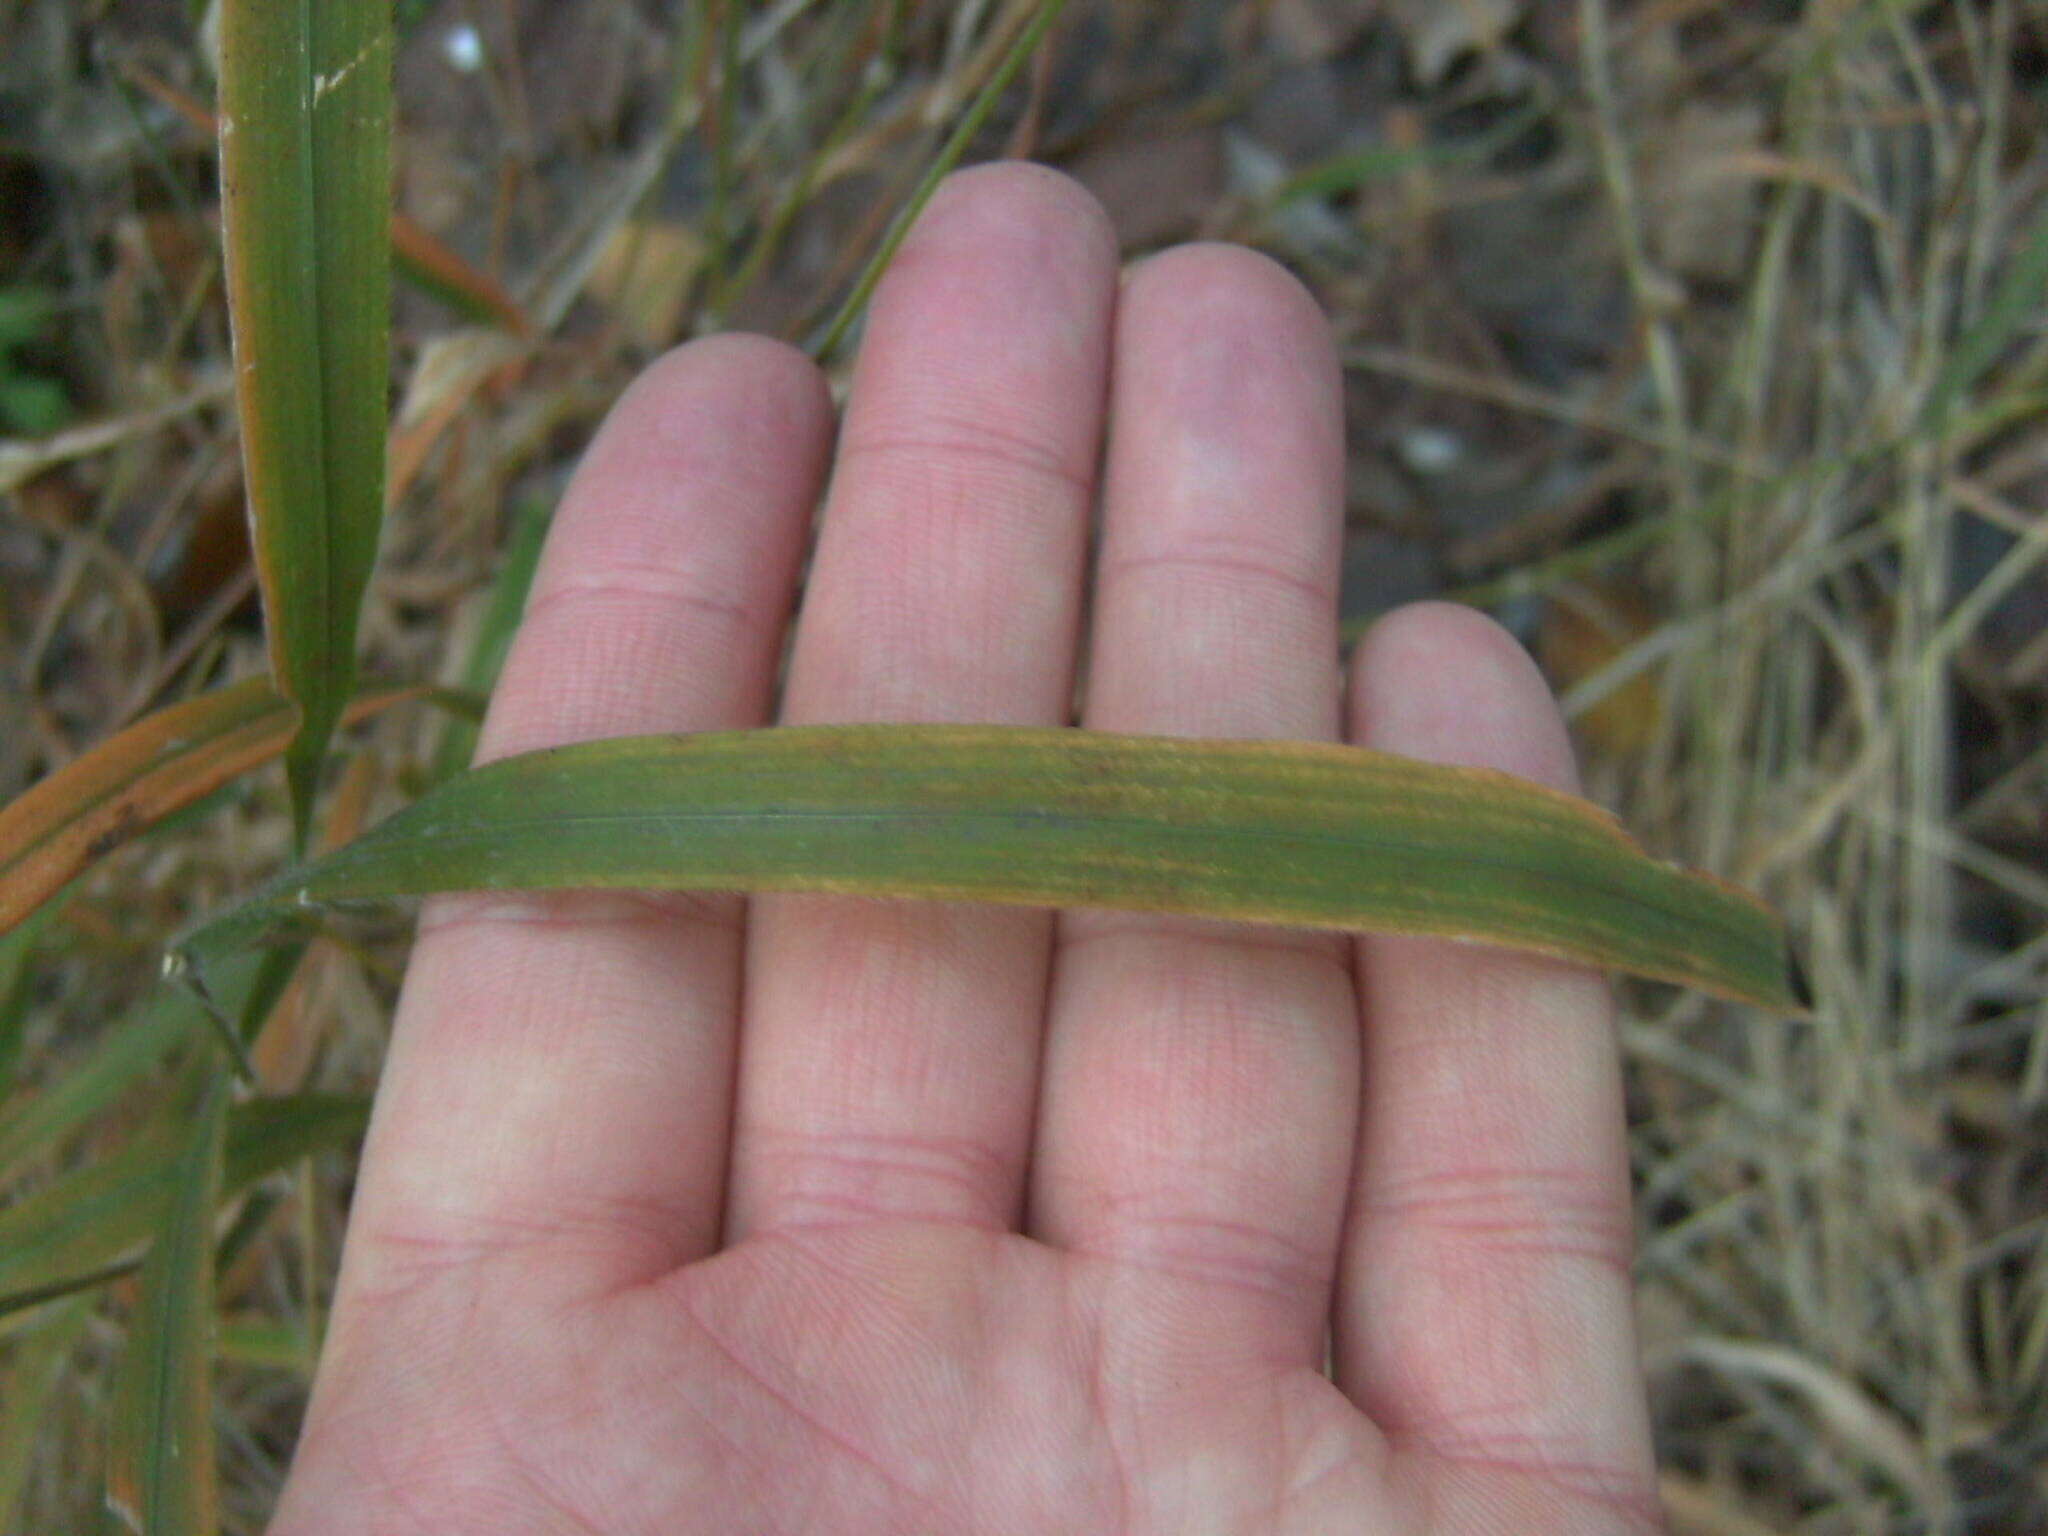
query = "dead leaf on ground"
xmin=1261 ymin=0 xmax=1382 ymax=62
xmin=1542 ymin=583 xmax=1664 ymax=756
xmin=1644 ymin=101 xmax=1768 ymax=283
xmin=1069 ymin=127 xmax=1225 ymax=248
xmin=584 ymin=220 xmax=705 ymax=352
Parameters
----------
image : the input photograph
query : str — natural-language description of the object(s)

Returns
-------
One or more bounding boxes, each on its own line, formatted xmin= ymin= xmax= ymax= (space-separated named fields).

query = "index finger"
xmin=332 ymin=337 xmax=834 ymax=1304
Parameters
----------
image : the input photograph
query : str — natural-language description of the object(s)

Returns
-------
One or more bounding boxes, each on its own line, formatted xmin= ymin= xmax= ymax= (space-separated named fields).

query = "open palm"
xmin=271 ymin=165 xmax=1660 ymax=1535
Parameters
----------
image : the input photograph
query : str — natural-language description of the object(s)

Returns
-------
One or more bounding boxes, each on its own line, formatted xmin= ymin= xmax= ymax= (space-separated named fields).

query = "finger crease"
xmin=839 ymin=424 xmax=1094 ymax=503
xmin=1100 ymin=548 xmax=1335 ymax=612
xmin=524 ymin=567 xmax=762 ymax=642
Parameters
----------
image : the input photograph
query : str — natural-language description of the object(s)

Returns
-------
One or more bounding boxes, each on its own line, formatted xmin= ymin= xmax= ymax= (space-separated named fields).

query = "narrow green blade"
xmin=0 ymin=979 xmax=203 ymax=1180
xmin=217 ymin=0 xmax=393 ymax=843
xmin=0 ymin=1124 xmax=187 ymax=1313
xmin=221 ymin=1093 xmax=373 ymax=1192
xmin=183 ymin=725 xmax=1809 ymax=1013
xmin=0 ymin=1297 xmax=92 ymax=1528
xmin=0 ymin=1092 xmax=370 ymax=1318
xmin=0 ymin=899 xmax=55 ymax=1086
xmin=0 ymin=947 xmax=316 ymax=1183
xmin=105 ymin=1070 xmax=227 ymax=1536
xmin=429 ymin=497 xmax=551 ymax=783
xmin=1924 ymin=199 xmax=2048 ymax=429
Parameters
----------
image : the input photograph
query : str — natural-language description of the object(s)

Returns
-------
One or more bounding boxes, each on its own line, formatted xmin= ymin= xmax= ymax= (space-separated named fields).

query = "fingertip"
xmin=857 ymin=165 xmax=1119 ymax=383
xmin=545 ymin=332 xmax=834 ymax=572
xmin=1122 ymin=243 xmax=1333 ymax=355
xmin=917 ymin=160 xmax=1119 ymax=267
xmin=610 ymin=332 xmax=834 ymax=452
xmin=479 ymin=332 xmax=835 ymax=762
xmin=1125 ymin=246 xmax=1341 ymax=505
xmin=1347 ymin=601 xmax=1581 ymax=793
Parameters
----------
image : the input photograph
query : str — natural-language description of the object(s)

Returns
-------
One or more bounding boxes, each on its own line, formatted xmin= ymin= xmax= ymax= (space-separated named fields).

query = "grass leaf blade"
xmin=0 ymin=980 xmax=202 ymax=1179
xmin=221 ymin=1092 xmax=373 ymax=1191
xmin=184 ymin=725 xmax=1808 ymax=1013
xmin=0 ymin=898 xmax=55 ymax=1086
xmin=0 ymin=1090 xmax=370 ymax=1320
xmin=0 ymin=1296 xmax=92 ymax=1527
xmin=1924 ymin=198 xmax=2048 ymax=429
xmin=105 ymin=1070 xmax=227 ymax=1536
xmin=429 ymin=497 xmax=551 ymax=782
xmin=0 ymin=680 xmax=427 ymax=936
xmin=217 ymin=0 xmax=393 ymax=843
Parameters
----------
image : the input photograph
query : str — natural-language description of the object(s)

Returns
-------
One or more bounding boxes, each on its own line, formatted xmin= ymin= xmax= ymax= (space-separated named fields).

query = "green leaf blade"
xmin=0 ymin=1089 xmax=370 ymax=1321
xmin=106 ymin=1071 xmax=227 ymax=1536
xmin=217 ymin=0 xmax=393 ymax=843
xmin=186 ymin=725 xmax=1808 ymax=1014
xmin=222 ymin=1092 xmax=372 ymax=1192
xmin=0 ymin=898 xmax=56 ymax=1086
xmin=308 ymin=0 xmax=395 ymax=805
xmin=0 ymin=988 xmax=196 ymax=1180
xmin=430 ymin=496 xmax=552 ymax=782
xmin=0 ymin=1297 xmax=92 ymax=1527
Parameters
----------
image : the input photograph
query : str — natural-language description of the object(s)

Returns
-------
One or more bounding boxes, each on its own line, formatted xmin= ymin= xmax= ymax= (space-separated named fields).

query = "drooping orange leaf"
xmin=0 ymin=679 xmax=426 ymax=935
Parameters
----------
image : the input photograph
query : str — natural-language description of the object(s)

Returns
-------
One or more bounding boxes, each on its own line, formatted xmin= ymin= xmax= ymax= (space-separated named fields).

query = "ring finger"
xmin=1029 ymin=245 xmax=1356 ymax=1364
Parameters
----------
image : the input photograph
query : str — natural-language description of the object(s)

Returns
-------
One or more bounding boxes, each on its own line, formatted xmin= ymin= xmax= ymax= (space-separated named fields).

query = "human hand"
xmin=271 ymin=164 xmax=1660 ymax=1535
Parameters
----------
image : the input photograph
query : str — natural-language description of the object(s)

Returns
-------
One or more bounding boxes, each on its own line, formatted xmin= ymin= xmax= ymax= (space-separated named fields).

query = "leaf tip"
xmin=164 ymin=943 xmax=258 ymax=1086
xmin=1784 ymin=942 xmax=1815 ymax=1017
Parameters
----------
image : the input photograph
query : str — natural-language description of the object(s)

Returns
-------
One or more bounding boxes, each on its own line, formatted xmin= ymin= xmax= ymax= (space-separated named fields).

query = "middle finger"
xmin=727 ymin=165 xmax=1119 ymax=1240
xmin=1029 ymin=244 xmax=1356 ymax=1366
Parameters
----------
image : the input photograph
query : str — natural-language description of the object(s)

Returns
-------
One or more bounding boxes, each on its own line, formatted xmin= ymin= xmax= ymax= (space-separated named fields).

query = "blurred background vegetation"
xmin=1 ymin=0 xmax=2044 ymax=1530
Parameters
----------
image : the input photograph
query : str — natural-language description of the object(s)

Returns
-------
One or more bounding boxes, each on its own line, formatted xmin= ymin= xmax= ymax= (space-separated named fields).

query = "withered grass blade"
xmin=0 ymin=679 xmax=428 ymax=936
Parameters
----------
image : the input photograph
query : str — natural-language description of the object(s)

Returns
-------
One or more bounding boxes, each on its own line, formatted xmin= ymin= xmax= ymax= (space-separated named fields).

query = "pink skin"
xmin=271 ymin=165 xmax=1661 ymax=1535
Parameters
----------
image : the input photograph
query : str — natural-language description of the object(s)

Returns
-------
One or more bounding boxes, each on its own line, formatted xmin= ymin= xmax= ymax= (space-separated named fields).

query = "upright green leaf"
xmin=1923 ymin=199 xmax=2048 ymax=430
xmin=122 ymin=59 xmax=529 ymax=333
xmin=429 ymin=496 xmax=552 ymax=782
xmin=0 ymin=1297 xmax=92 ymax=1527
xmin=0 ymin=980 xmax=201 ymax=1179
xmin=182 ymin=725 xmax=1810 ymax=1013
xmin=217 ymin=0 xmax=394 ymax=843
xmin=0 ymin=1091 xmax=370 ymax=1319
xmin=0 ymin=898 xmax=55 ymax=1086
xmin=105 ymin=1070 xmax=227 ymax=1536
